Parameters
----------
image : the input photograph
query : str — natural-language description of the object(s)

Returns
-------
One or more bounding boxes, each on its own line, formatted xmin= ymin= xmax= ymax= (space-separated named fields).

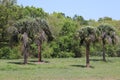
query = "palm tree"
xmin=7 ymin=20 xmax=30 ymax=64
xmin=98 ymin=24 xmax=117 ymax=61
xmin=35 ymin=31 xmax=46 ymax=62
xmin=21 ymin=32 xmax=29 ymax=64
xmin=13 ymin=19 xmax=31 ymax=64
xmin=33 ymin=18 xmax=53 ymax=62
xmin=13 ymin=18 xmax=53 ymax=64
xmin=78 ymin=26 xmax=98 ymax=67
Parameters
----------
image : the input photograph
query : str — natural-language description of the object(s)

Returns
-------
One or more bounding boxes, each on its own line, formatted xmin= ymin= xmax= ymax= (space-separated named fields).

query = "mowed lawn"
xmin=0 ymin=57 xmax=120 ymax=80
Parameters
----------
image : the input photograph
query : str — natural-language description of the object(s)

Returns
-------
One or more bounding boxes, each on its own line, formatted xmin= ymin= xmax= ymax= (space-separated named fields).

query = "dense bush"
xmin=57 ymin=51 xmax=74 ymax=58
xmin=42 ymin=42 xmax=54 ymax=58
xmin=106 ymin=45 xmax=117 ymax=57
xmin=30 ymin=43 xmax=38 ymax=58
xmin=116 ymin=48 xmax=120 ymax=57
xmin=0 ymin=47 xmax=11 ymax=59
xmin=0 ymin=47 xmax=21 ymax=59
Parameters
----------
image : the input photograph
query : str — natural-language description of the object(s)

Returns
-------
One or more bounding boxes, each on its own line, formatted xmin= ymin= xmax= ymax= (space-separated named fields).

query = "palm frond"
xmin=78 ymin=26 xmax=98 ymax=45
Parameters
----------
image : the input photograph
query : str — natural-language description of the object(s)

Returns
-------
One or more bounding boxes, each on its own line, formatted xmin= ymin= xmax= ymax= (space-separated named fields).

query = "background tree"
xmin=0 ymin=0 xmax=21 ymax=47
xmin=73 ymin=15 xmax=88 ymax=25
xmin=57 ymin=21 xmax=77 ymax=58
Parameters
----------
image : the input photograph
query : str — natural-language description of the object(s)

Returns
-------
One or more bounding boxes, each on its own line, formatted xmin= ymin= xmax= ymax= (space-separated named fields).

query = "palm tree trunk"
xmin=22 ymin=32 xmax=29 ymax=64
xmin=38 ymin=44 xmax=42 ymax=62
xmin=86 ymin=44 xmax=90 ymax=68
xmin=102 ymin=44 xmax=106 ymax=61
xmin=23 ymin=47 xmax=28 ymax=64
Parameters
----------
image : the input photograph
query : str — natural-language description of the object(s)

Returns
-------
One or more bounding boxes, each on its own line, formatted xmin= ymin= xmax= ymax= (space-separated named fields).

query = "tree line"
xmin=0 ymin=0 xmax=120 ymax=65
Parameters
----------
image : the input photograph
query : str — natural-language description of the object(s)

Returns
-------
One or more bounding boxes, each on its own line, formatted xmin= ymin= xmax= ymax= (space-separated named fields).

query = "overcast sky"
xmin=17 ymin=0 xmax=120 ymax=20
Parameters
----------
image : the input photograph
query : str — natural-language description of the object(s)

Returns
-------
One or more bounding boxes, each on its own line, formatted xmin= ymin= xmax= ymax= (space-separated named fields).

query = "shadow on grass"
xmin=90 ymin=59 xmax=113 ymax=63
xmin=8 ymin=62 xmax=36 ymax=65
xmin=29 ymin=60 xmax=50 ymax=63
xmin=90 ymin=59 xmax=103 ymax=62
xmin=70 ymin=65 xmax=94 ymax=68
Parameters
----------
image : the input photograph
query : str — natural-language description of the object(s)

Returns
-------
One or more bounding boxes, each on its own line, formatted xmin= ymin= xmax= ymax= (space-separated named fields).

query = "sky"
xmin=17 ymin=0 xmax=120 ymax=20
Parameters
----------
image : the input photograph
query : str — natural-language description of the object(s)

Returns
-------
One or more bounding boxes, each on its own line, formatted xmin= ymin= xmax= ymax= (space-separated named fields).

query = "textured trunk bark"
xmin=23 ymin=47 xmax=28 ymax=64
xmin=102 ymin=44 xmax=106 ymax=61
xmin=22 ymin=32 xmax=29 ymax=64
xmin=38 ymin=45 xmax=42 ymax=62
xmin=86 ymin=44 xmax=90 ymax=68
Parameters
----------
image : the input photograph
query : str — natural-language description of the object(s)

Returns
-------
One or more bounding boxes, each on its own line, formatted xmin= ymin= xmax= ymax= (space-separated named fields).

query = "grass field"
xmin=0 ymin=57 xmax=120 ymax=80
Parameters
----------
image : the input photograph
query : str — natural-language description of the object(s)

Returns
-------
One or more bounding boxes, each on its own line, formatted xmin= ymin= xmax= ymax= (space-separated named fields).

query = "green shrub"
xmin=0 ymin=47 xmax=22 ymax=59
xmin=0 ymin=47 xmax=11 ymax=59
xmin=90 ymin=45 xmax=103 ymax=56
xmin=116 ymin=48 xmax=120 ymax=57
xmin=42 ymin=47 xmax=53 ymax=58
xmin=42 ymin=42 xmax=54 ymax=58
xmin=10 ymin=47 xmax=22 ymax=59
xmin=30 ymin=43 xmax=38 ymax=58
xmin=106 ymin=45 xmax=117 ymax=57
xmin=58 ymin=51 xmax=74 ymax=58
xmin=50 ymin=41 xmax=60 ymax=58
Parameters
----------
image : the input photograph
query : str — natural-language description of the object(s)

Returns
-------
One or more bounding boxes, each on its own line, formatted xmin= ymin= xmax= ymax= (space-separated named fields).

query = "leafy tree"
xmin=0 ymin=5 xmax=8 ymax=41
xmin=60 ymin=21 xmax=76 ymax=36
xmin=0 ymin=0 xmax=21 ymax=44
xmin=73 ymin=15 xmax=88 ymax=25
xmin=98 ymin=17 xmax=112 ymax=22
xmin=97 ymin=24 xmax=117 ymax=61
xmin=46 ymin=12 xmax=65 ymax=37
xmin=59 ymin=21 xmax=77 ymax=56
xmin=78 ymin=26 xmax=98 ymax=67
xmin=23 ymin=6 xmax=48 ymax=18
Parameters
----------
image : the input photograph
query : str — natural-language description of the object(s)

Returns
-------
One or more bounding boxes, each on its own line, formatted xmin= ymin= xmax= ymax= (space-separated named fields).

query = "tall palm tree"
xmin=7 ymin=20 xmax=30 ymax=64
xmin=33 ymin=18 xmax=53 ymax=62
xmin=97 ymin=24 xmax=117 ymax=61
xmin=13 ymin=19 xmax=31 ymax=64
xmin=78 ymin=26 xmax=98 ymax=67
xmin=35 ymin=31 xmax=46 ymax=62
xmin=21 ymin=32 xmax=29 ymax=64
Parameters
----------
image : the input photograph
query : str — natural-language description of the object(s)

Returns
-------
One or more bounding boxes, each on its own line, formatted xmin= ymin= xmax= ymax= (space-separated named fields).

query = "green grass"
xmin=0 ymin=57 xmax=120 ymax=80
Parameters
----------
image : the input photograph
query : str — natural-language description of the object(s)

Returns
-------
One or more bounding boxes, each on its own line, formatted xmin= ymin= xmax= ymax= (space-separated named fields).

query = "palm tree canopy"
xmin=6 ymin=18 xmax=53 ymax=48
xmin=78 ymin=26 xmax=98 ymax=45
xmin=36 ymin=18 xmax=54 ymax=41
xmin=98 ymin=24 xmax=117 ymax=44
xmin=35 ymin=31 xmax=46 ymax=45
xmin=13 ymin=18 xmax=53 ymax=42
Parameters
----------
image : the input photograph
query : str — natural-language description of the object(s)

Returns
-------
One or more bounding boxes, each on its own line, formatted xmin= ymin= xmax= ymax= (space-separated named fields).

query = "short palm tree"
xmin=98 ymin=24 xmax=117 ymax=61
xmin=78 ymin=26 xmax=98 ymax=67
